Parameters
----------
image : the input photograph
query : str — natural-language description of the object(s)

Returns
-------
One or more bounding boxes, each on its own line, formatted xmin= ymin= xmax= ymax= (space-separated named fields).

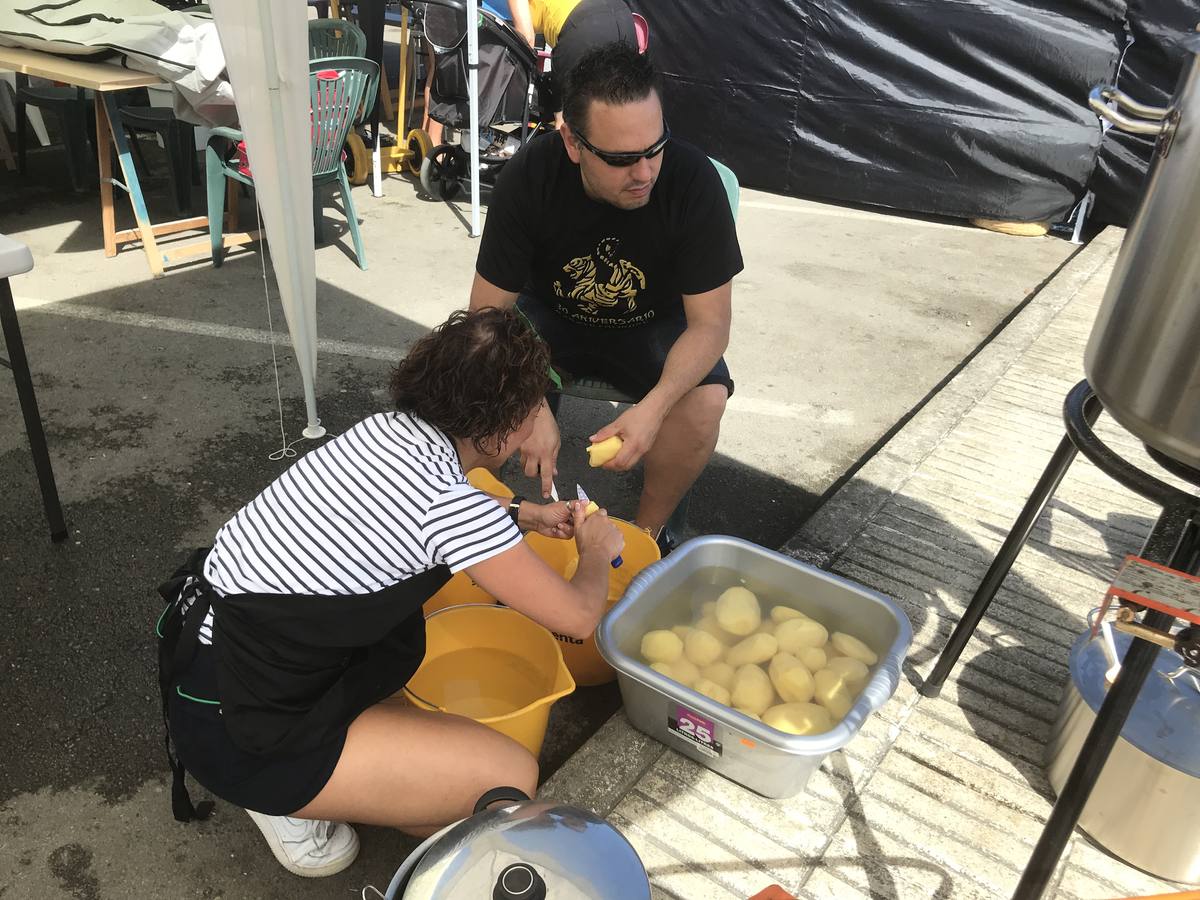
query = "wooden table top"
xmin=0 ymin=45 xmax=162 ymax=92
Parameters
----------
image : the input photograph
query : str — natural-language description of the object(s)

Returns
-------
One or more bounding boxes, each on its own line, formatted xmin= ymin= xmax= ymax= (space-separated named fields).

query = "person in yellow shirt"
xmin=508 ymin=0 xmax=637 ymax=121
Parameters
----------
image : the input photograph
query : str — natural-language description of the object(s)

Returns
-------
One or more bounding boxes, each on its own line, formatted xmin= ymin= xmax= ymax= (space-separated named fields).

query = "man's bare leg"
xmin=635 ymin=383 xmax=726 ymax=536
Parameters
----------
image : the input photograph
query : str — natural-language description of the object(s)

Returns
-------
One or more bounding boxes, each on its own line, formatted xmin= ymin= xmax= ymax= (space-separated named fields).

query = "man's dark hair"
xmin=389 ymin=308 xmax=550 ymax=454
xmin=562 ymin=41 xmax=659 ymax=135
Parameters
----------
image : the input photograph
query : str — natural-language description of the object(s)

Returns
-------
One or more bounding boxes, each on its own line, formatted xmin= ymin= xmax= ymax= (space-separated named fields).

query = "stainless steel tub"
xmin=1046 ymin=629 xmax=1200 ymax=884
xmin=596 ymin=535 xmax=912 ymax=798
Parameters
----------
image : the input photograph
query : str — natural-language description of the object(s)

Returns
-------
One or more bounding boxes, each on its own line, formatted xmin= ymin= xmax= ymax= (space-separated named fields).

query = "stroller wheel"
xmin=420 ymin=144 xmax=463 ymax=201
xmin=405 ymin=128 xmax=433 ymax=176
xmin=344 ymin=130 xmax=371 ymax=187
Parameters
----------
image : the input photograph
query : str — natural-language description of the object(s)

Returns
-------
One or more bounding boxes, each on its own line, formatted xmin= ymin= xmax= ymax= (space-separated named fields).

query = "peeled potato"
xmin=640 ymin=629 xmax=683 ymax=664
xmin=650 ymin=661 xmax=674 ymax=678
xmin=797 ymin=646 xmax=828 ymax=673
xmin=775 ymin=617 xmax=829 ymax=653
xmin=699 ymin=600 xmax=717 ymax=618
xmin=769 ymin=652 xmax=816 ymax=703
xmin=692 ymin=678 xmax=731 ymax=706
xmin=671 ymin=625 xmax=692 ymax=641
xmin=715 ymin=586 xmax=761 ymax=636
xmin=734 ymin=706 xmax=761 ymax=720
xmin=831 ymin=632 xmax=878 ymax=666
xmin=770 ymin=605 xmax=808 ymax=624
xmin=583 ymin=501 xmax=600 ymax=516
xmin=684 ymin=629 xmax=724 ymax=667
xmin=700 ymin=661 xmax=736 ymax=690
xmin=755 ymin=619 xmax=777 ymax=635
xmin=587 ymin=435 xmax=623 ymax=467
xmin=825 ymin=655 xmax=870 ymax=685
xmin=693 ymin=615 xmax=732 ymax=645
xmin=762 ymin=702 xmax=833 ymax=736
xmin=814 ymin=668 xmax=858 ymax=720
xmin=730 ymin=664 xmax=775 ymax=715
xmin=671 ymin=656 xmax=701 ymax=687
xmin=725 ymin=633 xmax=778 ymax=667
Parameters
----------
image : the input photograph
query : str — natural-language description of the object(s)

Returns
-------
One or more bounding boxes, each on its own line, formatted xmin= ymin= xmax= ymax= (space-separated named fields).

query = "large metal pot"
xmin=1085 ymin=37 xmax=1200 ymax=471
xmin=1045 ymin=630 xmax=1200 ymax=883
xmin=378 ymin=788 xmax=651 ymax=899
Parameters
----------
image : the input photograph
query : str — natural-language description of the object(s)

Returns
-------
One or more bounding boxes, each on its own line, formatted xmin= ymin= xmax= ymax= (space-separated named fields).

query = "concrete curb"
xmin=542 ymin=227 xmax=1126 ymax=834
xmin=780 ymin=227 xmax=1123 ymax=571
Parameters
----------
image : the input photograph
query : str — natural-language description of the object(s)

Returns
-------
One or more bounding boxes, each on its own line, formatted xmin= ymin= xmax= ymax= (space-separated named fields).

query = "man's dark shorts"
xmin=517 ymin=295 xmax=735 ymax=400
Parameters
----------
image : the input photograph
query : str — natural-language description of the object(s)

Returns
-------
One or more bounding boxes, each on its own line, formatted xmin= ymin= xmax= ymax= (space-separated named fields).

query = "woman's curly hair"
xmin=389 ymin=308 xmax=551 ymax=454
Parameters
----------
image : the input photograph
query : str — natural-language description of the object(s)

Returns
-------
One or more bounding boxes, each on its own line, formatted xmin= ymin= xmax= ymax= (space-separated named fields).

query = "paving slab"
xmin=544 ymin=228 xmax=1191 ymax=899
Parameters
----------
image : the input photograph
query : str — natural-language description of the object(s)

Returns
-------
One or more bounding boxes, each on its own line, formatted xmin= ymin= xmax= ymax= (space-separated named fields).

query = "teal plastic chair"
xmin=542 ymin=156 xmax=740 ymax=537
xmin=308 ymin=18 xmax=367 ymax=59
xmin=205 ymin=57 xmax=379 ymax=270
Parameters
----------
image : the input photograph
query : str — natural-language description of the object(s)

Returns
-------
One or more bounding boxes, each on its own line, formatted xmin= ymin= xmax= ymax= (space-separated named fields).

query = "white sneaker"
xmin=245 ymin=810 xmax=360 ymax=878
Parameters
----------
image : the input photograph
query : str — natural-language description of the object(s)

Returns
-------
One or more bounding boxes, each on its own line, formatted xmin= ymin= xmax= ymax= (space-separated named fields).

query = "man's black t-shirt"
xmin=476 ymin=132 xmax=743 ymax=329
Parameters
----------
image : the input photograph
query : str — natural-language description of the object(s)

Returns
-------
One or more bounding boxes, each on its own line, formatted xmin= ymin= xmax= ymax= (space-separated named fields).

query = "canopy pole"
xmin=467 ymin=0 xmax=481 ymax=236
xmin=362 ymin=0 xmax=386 ymax=198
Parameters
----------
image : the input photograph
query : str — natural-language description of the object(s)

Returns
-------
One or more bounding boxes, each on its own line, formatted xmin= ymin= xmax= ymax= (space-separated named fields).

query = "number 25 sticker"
xmin=668 ymin=705 xmax=722 ymax=758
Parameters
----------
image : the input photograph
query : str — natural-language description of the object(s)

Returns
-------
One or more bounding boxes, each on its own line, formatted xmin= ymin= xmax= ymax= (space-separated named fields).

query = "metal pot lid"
xmin=402 ymin=799 xmax=650 ymax=900
xmin=1070 ymin=629 xmax=1200 ymax=777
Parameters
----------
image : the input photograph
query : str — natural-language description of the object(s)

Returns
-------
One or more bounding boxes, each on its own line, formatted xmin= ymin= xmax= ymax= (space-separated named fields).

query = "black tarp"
xmin=637 ymin=0 xmax=1127 ymax=223
xmin=1090 ymin=0 xmax=1200 ymax=224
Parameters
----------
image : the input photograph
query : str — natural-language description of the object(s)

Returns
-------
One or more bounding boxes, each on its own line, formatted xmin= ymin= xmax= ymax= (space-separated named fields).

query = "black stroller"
xmin=417 ymin=0 xmax=553 ymax=199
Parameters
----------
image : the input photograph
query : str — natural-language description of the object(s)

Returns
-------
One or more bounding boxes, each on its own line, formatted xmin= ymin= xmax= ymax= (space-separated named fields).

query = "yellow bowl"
xmin=466 ymin=467 xmax=513 ymax=499
xmin=525 ymin=518 xmax=660 ymax=686
xmin=427 ymin=468 xmax=660 ymax=686
xmin=405 ymin=604 xmax=574 ymax=757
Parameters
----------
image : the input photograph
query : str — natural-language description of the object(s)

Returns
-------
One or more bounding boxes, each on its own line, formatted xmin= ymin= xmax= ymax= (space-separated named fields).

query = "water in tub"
xmin=416 ymin=648 xmax=547 ymax=718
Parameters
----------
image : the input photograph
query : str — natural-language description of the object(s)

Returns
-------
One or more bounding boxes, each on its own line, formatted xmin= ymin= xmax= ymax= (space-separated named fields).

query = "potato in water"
xmin=683 ymin=629 xmax=724 ymax=667
xmin=725 ymin=632 xmax=778 ymax=667
xmin=640 ymin=630 xmax=683 ymax=664
xmin=715 ymin=586 xmax=761 ymax=636
xmin=730 ymin=664 xmax=774 ymax=715
xmin=762 ymin=702 xmax=832 ymax=736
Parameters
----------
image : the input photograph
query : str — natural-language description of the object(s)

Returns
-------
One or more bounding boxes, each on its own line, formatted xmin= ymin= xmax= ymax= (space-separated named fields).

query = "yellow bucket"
xmin=525 ymin=518 xmax=660 ymax=686
xmin=404 ymin=604 xmax=575 ymax=757
xmin=423 ymin=570 xmax=496 ymax=616
xmin=422 ymin=468 xmax=511 ymax=616
xmin=466 ymin=467 xmax=513 ymax=499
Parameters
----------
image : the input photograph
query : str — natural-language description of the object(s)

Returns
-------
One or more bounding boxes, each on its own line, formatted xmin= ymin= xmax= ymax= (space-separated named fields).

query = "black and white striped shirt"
xmin=197 ymin=413 xmax=520 ymax=642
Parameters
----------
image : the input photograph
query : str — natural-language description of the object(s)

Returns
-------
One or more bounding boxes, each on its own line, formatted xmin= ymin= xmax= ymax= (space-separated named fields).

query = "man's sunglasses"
xmin=573 ymin=125 xmax=671 ymax=167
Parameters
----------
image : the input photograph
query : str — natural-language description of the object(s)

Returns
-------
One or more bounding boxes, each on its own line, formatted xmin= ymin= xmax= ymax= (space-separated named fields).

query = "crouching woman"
xmin=155 ymin=308 xmax=623 ymax=876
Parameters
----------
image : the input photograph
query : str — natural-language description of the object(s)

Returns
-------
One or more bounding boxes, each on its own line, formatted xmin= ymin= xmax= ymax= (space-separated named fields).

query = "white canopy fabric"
xmin=210 ymin=0 xmax=324 ymax=438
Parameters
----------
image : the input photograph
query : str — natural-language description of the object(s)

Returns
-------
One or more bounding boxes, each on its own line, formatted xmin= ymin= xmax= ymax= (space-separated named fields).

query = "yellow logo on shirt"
xmin=553 ymin=238 xmax=646 ymax=316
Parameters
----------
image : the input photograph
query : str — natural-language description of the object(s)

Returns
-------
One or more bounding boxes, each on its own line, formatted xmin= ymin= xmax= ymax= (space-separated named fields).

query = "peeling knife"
xmin=576 ymin=484 xmax=623 ymax=568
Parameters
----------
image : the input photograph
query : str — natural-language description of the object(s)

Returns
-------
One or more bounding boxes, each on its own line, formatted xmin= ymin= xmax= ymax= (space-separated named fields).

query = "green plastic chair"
xmin=541 ymin=156 xmax=740 ymax=537
xmin=308 ymin=18 xmax=367 ymax=59
xmin=205 ymin=57 xmax=379 ymax=271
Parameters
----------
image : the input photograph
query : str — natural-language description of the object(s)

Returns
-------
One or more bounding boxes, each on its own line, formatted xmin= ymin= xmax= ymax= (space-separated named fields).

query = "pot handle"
xmin=473 ymin=786 xmax=531 ymax=814
xmin=1088 ymin=85 xmax=1173 ymax=135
